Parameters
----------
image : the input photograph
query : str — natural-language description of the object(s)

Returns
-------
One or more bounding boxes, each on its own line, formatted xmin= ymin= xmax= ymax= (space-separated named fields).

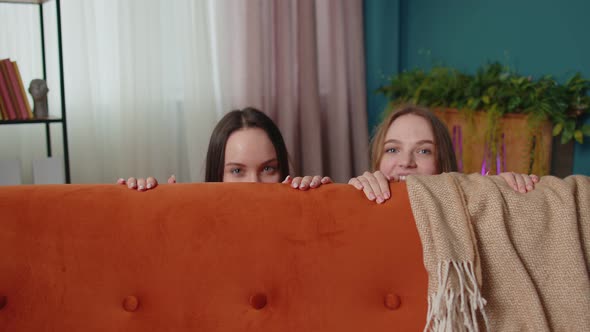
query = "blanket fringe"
xmin=424 ymin=260 xmax=489 ymax=332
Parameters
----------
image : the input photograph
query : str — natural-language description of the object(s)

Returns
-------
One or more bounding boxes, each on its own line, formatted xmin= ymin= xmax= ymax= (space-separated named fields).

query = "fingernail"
xmin=310 ymin=181 xmax=317 ymax=187
xmin=376 ymin=197 xmax=384 ymax=204
xmin=138 ymin=185 xmax=144 ymax=190
xmin=368 ymin=193 xmax=376 ymax=200
xmin=300 ymin=183 xmax=307 ymax=189
xmin=384 ymin=192 xmax=390 ymax=199
xmin=147 ymin=183 xmax=153 ymax=189
xmin=291 ymin=182 xmax=298 ymax=188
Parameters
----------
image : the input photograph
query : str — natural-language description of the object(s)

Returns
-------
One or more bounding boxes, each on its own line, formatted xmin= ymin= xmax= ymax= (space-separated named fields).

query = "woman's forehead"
xmin=385 ymin=114 xmax=435 ymax=142
xmin=224 ymin=128 xmax=277 ymax=164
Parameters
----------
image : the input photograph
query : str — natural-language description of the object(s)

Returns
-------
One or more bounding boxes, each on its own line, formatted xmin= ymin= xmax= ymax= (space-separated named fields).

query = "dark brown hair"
xmin=205 ymin=107 xmax=290 ymax=182
xmin=370 ymin=105 xmax=458 ymax=173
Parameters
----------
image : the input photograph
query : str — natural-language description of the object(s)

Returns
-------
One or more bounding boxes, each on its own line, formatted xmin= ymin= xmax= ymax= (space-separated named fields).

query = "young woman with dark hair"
xmin=204 ymin=107 xmax=290 ymax=182
xmin=119 ymin=107 xmax=331 ymax=190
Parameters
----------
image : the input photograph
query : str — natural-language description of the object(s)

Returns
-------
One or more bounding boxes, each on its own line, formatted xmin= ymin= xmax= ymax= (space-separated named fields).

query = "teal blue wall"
xmin=364 ymin=0 xmax=590 ymax=175
xmin=363 ymin=0 xmax=401 ymax=137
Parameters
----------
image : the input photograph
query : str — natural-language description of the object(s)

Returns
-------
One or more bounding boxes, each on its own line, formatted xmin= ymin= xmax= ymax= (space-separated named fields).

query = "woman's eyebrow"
xmin=384 ymin=139 xmax=435 ymax=145
xmin=225 ymin=159 xmax=277 ymax=168
xmin=225 ymin=162 xmax=246 ymax=167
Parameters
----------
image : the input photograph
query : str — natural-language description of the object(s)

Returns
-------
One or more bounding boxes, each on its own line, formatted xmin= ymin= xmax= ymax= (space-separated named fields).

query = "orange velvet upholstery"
xmin=0 ymin=183 xmax=427 ymax=331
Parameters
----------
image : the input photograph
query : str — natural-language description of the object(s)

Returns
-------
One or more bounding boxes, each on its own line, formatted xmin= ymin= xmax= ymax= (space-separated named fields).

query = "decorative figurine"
xmin=28 ymin=79 xmax=49 ymax=119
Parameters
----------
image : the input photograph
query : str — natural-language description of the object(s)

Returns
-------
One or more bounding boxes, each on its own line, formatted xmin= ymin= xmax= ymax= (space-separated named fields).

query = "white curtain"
xmin=63 ymin=0 xmax=229 ymax=183
xmin=0 ymin=0 xmax=368 ymax=184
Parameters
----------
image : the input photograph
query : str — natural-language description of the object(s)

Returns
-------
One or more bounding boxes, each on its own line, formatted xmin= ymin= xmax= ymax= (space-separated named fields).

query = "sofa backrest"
xmin=0 ymin=183 xmax=427 ymax=331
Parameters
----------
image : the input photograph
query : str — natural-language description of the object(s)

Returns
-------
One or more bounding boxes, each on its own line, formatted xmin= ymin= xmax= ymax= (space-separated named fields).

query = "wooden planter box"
xmin=433 ymin=109 xmax=553 ymax=175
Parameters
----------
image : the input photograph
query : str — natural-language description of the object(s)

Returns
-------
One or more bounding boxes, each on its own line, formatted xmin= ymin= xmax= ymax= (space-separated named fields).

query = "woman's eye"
xmin=231 ymin=168 xmax=242 ymax=174
xmin=385 ymin=148 xmax=398 ymax=153
xmin=417 ymin=149 xmax=432 ymax=154
xmin=263 ymin=166 xmax=276 ymax=173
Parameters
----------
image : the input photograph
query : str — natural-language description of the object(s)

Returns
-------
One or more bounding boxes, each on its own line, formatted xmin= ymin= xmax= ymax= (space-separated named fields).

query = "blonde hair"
xmin=370 ymin=105 xmax=458 ymax=173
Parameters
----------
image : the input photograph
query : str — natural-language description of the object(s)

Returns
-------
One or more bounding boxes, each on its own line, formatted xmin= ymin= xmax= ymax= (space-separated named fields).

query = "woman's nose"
xmin=399 ymin=152 xmax=417 ymax=168
xmin=246 ymin=173 xmax=262 ymax=183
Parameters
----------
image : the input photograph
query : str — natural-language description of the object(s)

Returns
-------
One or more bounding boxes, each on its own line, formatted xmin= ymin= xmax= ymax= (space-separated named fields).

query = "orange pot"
xmin=433 ymin=108 xmax=552 ymax=175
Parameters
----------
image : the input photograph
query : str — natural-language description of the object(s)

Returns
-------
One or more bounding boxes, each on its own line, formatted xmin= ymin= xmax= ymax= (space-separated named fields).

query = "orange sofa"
xmin=0 ymin=183 xmax=427 ymax=331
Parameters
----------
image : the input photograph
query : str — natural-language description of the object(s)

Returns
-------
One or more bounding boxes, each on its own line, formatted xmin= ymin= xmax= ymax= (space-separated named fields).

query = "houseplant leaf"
xmin=552 ymin=123 xmax=563 ymax=136
xmin=574 ymin=130 xmax=584 ymax=144
xmin=561 ymin=121 xmax=576 ymax=144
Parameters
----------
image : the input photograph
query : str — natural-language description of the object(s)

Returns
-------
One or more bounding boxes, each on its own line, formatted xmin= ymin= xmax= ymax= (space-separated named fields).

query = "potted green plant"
xmin=377 ymin=62 xmax=590 ymax=175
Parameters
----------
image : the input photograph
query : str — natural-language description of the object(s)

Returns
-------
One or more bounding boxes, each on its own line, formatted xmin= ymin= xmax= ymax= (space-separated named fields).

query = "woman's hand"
xmin=282 ymin=175 xmax=332 ymax=190
xmin=117 ymin=175 xmax=176 ymax=191
xmin=348 ymin=171 xmax=394 ymax=204
xmin=497 ymin=172 xmax=539 ymax=193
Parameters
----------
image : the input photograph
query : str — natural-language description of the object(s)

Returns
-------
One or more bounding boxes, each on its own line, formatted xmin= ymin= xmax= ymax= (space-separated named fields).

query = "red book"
xmin=0 ymin=92 xmax=6 ymax=120
xmin=13 ymin=61 xmax=33 ymax=119
xmin=1 ymin=59 xmax=28 ymax=120
xmin=0 ymin=59 xmax=17 ymax=120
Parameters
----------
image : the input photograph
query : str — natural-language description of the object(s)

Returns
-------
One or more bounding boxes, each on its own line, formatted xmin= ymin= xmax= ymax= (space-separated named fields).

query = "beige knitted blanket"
xmin=406 ymin=173 xmax=590 ymax=331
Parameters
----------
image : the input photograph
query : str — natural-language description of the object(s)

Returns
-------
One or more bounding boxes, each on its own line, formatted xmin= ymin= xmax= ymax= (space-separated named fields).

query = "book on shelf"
xmin=0 ymin=58 xmax=31 ymax=120
xmin=0 ymin=59 xmax=21 ymax=119
xmin=0 ymin=60 xmax=17 ymax=120
xmin=13 ymin=61 xmax=33 ymax=119
xmin=0 ymin=92 xmax=5 ymax=120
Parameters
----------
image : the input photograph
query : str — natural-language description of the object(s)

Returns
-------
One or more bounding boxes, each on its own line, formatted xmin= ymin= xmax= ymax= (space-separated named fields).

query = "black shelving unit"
xmin=0 ymin=0 xmax=70 ymax=183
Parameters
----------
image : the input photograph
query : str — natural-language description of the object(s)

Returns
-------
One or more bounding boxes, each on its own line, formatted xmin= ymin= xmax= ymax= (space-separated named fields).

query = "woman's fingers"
xmin=498 ymin=172 xmax=517 ymax=191
xmin=290 ymin=176 xmax=303 ymax=189
xmin=374 ymin=171 xmax=391 ymax=200
xmin=499 ymin=172 xmax=537 ymax=193
xmin=348 ymin=177 xmax=363 ymax=190
xmin=287 ymin=175 xmax=331 ymax=190
xmin=146 ymin=176 xmax=158 ymax=190
xmin=348 ymin=171 xmax=394 ymax=203
xmin=120 ymin=176 xmax=162 ymax=191
xmin=126 ymin=177 xmax=138 ymax=190
xmin=298 ymin=176 xmax=313 ymax=190
xmin=136 ymin=178 xmax=147 ymax=191
xmin=356 ymin=174 xmax=377 ymax=201
xmin=282 ymin=175 xmax=292 ymax=184
xmin=522 ymin=174 xmax=535 ymax=192
xmin=364 ymin=171 xmax=388 ymax=203
xmin=308 ymin=175 xmax=324 ymax=188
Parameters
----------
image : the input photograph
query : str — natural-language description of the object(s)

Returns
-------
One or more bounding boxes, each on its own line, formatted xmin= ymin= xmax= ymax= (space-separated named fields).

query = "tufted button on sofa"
xmin=0 ymin=295 xmax=6 ymax=310
xmin=0 ymin=183 xmax=427 ymax=331
xmin=384 ymin=293 xmax=402 ymax=310
xmin=123 ymin=295 xmax=140 ymax=312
